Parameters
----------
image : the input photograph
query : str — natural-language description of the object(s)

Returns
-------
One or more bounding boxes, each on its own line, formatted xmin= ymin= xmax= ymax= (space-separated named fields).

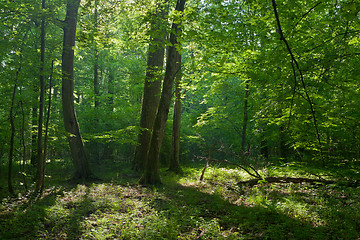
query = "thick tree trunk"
xmin=169 ymin=70 xmax=182 ymax=173
xmin=35 ymin=0 xmax=46 ymax=193
xmin=140 ymin=0 xmax=186 ymax=185
xmin=133 ymin=0 xmax=168 ymax=172
xmin=62 ymin=0 xmax=92 ymax=180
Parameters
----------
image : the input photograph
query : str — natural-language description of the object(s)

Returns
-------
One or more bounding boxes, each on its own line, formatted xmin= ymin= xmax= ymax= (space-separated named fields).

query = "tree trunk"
xmin=8 ymin=83 xmax=17 ymax=196
xmin=20 ymin=101 xmax=28 ymax=190
xmin=133 ymin=0 xmax=168 ymax=172
xmin=93 ymin=0 xmax=100 ymax=162
xmin=31 ymin=106 xmax=37 ymax=165
xmin=169 ymin=69 xmax=182 ymax=173
xmin=241 ymin=80 xmax=249 ymax=158
xmin=62 ymin=0 xmax=92 ymax=180
xmin=140 ymin=0 xmax=186 ymax=185
xmin=8 ymin=60 xmax=22 ymax=195
xmin=35 ymin=0 xmax=46 ymax=193
xmin=279 ymin=124 xmax=288 ymax=159
xmin=41 ymin=60 xmax=54 ymax=193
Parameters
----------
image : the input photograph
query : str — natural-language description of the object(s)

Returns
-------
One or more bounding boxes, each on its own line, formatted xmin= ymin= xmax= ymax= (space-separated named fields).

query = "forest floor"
xmin=0 ymin=159 xmax=360 ymax=239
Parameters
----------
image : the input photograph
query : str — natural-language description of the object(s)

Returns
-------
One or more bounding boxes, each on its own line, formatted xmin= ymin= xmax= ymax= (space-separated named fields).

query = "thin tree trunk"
xmin=107 ymin=72 xmax=114 ymax=111
xmin=133 ymin=0 xmax=168 ymax=172
xmin=35 ymin=0 xmax=46 ymax=193
xmin=260 ymin=128 xmax=268 ymax=160
xmin=93 ymin=0 xmax=100 ymax=162
xmin=8 ymin=61 xmax=22 ymax=195
xmin=20 ymin=101 xmax=28 ymax=190
xmin=140 ymin=0 xmax=186 ymax=185
xmin=94 ymin=50 xmax=99 ymax=108
xmin=31 ymin=107 xmax=37 ymax=165
xmin=279 ymin=124 xmax=288 ymax=159
xmin=62 ymin=0 xmax=92 ymax=180
xmin=8 ymin=83 xmax=17 ymax=196
xmin=241 ymin=80 xmax=249 ymax=158
xmin=41 ymin=60 xmax=54 ymax=193
xmin=169 ymin=69 xmax=182 ymax=173
xmin=93 ymin=0 xmax=99 ymax=109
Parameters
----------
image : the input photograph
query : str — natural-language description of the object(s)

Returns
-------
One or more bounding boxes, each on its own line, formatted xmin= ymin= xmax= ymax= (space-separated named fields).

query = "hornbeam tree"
xmin=140 ymin=0 xmax=186 ymax=185
xmin=61 ymin=0 xmax=92 ymax=180
xmin=133 ymin=0 xmax=169 ymax=172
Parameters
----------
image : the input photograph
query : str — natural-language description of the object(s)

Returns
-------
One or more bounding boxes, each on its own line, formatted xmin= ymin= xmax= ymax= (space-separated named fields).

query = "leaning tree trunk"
xmin=140 ymin=0 xmax=186 ymax=185
xmin=62 ymin=0 xmax=92 ymax=180
xmin=168 ymin=69 xmax=182 ymax=173
xmin=133 ymin=0 xmax=169 ymax=172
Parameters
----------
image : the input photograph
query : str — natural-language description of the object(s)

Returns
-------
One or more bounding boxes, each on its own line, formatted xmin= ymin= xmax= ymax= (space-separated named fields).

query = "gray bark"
xmin=62 ymin=0 xmax=92 ymax=180
xmin=140 ymin=0 xmax=186 ymax=185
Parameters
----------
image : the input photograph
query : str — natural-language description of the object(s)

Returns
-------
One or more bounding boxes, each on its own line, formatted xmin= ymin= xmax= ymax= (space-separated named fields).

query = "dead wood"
xmin=238 ymin=177 xmax=339 ymax=187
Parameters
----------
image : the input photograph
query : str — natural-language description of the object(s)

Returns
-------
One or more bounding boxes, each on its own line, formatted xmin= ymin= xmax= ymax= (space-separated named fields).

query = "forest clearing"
xmin=1 ymin=0 xmax=360 ymax=239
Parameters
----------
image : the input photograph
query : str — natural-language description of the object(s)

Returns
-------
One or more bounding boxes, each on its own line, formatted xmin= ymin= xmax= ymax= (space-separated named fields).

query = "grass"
xmin=1 ymin=160 xmax=360 ymax=239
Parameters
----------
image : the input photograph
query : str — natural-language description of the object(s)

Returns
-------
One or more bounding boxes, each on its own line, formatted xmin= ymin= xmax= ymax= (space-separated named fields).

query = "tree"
xmin=61 ymin=0 xmax=92 ymax=180
xmin=8 ymin=67 xmax=21 ymax=195
xmin=241 ymin=79 xmax=249 ymax=158
xmin=169 ymin=68 xmax=182 ymax=173
xmin=35 ymin=0 xmax=46 ymax=193
xmin=133 ymin=0 xmax=169 ymax=172
xmin=140 ymin=0 xmax=186 ymax=185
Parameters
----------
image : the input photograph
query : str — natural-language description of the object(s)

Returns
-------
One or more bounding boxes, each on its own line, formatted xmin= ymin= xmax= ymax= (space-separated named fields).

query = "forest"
xmin=1 ymin=0 xmax=360 ymax=239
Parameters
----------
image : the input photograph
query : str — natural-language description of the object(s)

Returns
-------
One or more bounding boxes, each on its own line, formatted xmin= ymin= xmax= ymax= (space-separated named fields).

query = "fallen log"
xmin=238 ymin=177 xmax=335 ymax=187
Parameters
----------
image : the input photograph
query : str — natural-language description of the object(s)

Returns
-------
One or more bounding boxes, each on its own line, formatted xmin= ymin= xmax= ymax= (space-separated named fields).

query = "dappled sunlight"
xmin=1 ymin=163 xmax=360 ymax=239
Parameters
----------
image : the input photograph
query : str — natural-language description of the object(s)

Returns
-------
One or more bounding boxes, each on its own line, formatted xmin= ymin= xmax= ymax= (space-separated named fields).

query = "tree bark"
xmin=93 ymin=0 xmax=100 ymax=162
xmin=62 ymin=0 xmax=92 ymax=180
xmin=31 ymin=106 xmax=37 ymax=165
xmin=20 ymin=101 xmax=28 ymax=190
xmin=241 ymin=80 xmax=249 ymax=157
xmin=8 ymin=59 xmax=22 ymax=195
xmin=133 ymin=0 xmax=168 ymax=172
xmin=8 ymin=83 xmax=17 ymax=196
xmin=140 ymin=0 xmax=186 ymax=185
xmin=169 ymin=69 xmax=182 ymax=173
xmin=93 ymin=0 xmax=100 ymax=109
xmin=35 ymin=0 xmax=46 ymax=193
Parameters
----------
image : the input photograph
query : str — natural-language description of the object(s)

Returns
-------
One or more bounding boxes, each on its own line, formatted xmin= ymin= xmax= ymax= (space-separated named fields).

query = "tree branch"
xmin=271 ymin=0 xmax=323 ymax=158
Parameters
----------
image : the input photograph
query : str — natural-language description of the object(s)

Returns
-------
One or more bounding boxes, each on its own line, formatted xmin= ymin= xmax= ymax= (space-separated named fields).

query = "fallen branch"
xmin=237 ymin=177 xmax=360 ymax=187
xmin=199 ymin=157 xmax=261 ymax=181
xmin=197 ymin=136 xmax=261 ymax=181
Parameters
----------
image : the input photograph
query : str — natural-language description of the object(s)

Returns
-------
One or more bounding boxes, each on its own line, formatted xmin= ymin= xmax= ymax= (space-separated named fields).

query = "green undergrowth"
xmin=1 ymin=162 xmax=360 ymax=239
